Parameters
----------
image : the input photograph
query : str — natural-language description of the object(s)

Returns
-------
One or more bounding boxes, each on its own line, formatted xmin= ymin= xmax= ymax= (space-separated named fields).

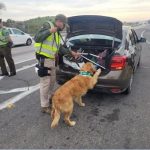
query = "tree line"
xmin=3 ymin=16 xmax=55 ymax=35
xmin=2 ymin=15 xmax=150 ymax=36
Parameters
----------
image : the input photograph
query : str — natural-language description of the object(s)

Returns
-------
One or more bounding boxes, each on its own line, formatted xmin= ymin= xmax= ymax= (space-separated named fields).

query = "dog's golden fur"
xmin=51 ymin=62 xmax=101 ymax=128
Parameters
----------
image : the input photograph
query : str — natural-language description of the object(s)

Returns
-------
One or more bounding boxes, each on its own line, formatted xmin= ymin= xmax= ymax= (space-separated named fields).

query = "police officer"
xmin=0 ymin=19 xmax=16 ymax=76
xmin=34 ymin=14 xmax=80 ymax=114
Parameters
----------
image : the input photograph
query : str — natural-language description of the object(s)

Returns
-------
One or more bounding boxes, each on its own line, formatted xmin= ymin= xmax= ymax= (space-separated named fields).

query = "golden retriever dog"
xmin=51 ymin=62 xmax=101 ymax=128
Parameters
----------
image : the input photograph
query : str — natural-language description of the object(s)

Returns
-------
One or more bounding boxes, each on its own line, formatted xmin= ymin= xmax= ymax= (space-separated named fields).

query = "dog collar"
xmin=79 ymin=71 xmax=93 ymax=77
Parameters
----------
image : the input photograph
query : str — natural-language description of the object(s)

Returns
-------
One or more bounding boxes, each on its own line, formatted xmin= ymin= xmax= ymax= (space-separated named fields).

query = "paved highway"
xmin=0 ymin=25 xmax=150 ymax=148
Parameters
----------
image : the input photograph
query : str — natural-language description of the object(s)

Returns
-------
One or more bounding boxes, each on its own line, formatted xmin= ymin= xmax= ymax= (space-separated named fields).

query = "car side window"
xmin=12 ymin=29 xmax=24 ymax=35
xmin=131 ymin=29 xmax=138 ymax=43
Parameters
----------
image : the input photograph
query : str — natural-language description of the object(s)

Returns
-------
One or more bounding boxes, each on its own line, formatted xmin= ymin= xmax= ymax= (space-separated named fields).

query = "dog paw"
xmin=70 ymin=121 xmax=76 ymax=126
xmin=80 ymin=103 xmax=85 ymax=107
xmin=96 ymin=69 xmax=101 ymax=75
xmin=51 ymin=123 xmax=57 ymax=129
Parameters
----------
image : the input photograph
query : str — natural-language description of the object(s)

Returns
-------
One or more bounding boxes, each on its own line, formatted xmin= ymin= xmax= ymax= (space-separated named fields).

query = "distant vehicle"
xmin=7 ymin=27 xmax=32 ymax=46
xmin=57 ymin=15 xmax=146 ymax=94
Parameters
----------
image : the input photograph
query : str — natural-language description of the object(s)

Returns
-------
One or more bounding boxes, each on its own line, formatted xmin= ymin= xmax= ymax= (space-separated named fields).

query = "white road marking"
xmin=141 ymin=30 xmax=145 ymax=38
xmin=0 ymin=76 xmax=4 ymax=80
xmin=0 ymin=77 xmax=3 ymax=80
xmin=0 ymin=84 xmax=40 ymax=110
xmin=0 ymin=63 xmax=36 ymax=81
xmin=5 ymin=58 xmax=36 ymax=67
xmin=141 ymin=66 xmax=150 ymax=69
xmin=16 ymin=63 xmax=36 ymax=72
xmin=15 ymin=58 xmax=36 ymax=65
xmin=140 ymin=30 xmax=150 ymax=45
xmin=0 ymin=87 xmax=29 ymax=94
xmin=146 ymin=40 xmax=150 ymax=45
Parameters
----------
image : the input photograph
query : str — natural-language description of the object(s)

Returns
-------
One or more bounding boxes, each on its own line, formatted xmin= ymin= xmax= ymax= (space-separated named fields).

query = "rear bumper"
xmin=56 ymin=66 xmax=132 ymax=93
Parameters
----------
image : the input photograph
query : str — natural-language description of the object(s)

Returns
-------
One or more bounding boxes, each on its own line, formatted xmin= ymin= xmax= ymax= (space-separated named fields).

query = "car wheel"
xmin=122 ymin=74 xmax=133 ymax=95
xmin=26 ymin=39 xmax=32 ymax=46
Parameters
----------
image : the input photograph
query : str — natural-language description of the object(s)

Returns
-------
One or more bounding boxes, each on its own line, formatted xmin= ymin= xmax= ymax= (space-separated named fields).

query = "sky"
xmin=0 ymin=0 xmax=150 ymax=22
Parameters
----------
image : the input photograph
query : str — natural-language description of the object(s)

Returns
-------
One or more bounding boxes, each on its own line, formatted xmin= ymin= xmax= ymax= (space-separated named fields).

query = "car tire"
xmin=26 ymin=39 xmax=32 ymax=46
xmin=122 ymin=74 xmax=133 ymax=95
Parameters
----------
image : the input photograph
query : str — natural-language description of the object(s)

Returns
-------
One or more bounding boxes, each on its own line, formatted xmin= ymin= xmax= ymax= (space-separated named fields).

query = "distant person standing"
xmin=0 ymin=19 xmax=16 ymax=76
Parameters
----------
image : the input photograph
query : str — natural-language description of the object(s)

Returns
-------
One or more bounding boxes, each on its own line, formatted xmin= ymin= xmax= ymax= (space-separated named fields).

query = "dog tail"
xmin=51 ymin=106 xmax=60 ymax=128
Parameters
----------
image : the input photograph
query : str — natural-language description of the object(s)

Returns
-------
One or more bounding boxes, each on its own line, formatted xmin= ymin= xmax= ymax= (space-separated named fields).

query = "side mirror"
xmin=139 ymin=37 xmax=146 ymax=43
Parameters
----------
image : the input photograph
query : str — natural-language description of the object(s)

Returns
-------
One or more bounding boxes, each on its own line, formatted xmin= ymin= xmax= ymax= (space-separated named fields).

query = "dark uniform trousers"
xmin=0 ymin=46 xmax=16 ymax=74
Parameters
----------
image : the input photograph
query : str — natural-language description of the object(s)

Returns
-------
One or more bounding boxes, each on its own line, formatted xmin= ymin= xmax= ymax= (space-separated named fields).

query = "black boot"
xmin=0 ymin=72 xmax=9 ymax=76
xmin=9 ymin=72 xmax=16 ymax=77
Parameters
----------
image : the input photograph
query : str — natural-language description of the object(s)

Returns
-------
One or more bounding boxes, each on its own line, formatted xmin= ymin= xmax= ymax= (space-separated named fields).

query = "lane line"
xmin=0 ymin=87 xmax=29 ymax=94
xmin=141 ymin=66 xmax=150 ymax=69
xmin=1 ymin=57 xmax=36 ymax=81
xmin=146 ymin=40 xmax=150 ymax=45
xmin=0 ymin=76 xmax=4 ymax=80
xmin=16 ymin=63 xmax=36 ymax=72
xmin=0 ymin=84 xmax=40 ymax=110
xmin=6 ymin=58 xmax=36 ymax=67
xmin=0 ymin=63 xmax=36 ymax=81
xmin=15 ymin=58 xmax=36 ymax=65
xmin=141 ymin=30 xmax=145 ymax=38
xmin=140 ymin=30 xmax=150 ymax=45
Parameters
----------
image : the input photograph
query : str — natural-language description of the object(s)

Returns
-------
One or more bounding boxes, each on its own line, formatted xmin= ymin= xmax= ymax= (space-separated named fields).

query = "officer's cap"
xmin=55 ymin=14 xmax=67 ymax=25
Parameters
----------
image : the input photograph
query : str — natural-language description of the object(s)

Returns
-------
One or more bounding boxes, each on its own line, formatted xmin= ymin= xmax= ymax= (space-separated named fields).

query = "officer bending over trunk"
xmin=34 ymin=14 xmax=80 ymax=114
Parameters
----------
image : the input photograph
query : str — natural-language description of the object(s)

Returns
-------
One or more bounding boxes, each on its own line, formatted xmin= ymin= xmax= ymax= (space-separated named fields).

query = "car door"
xmin=11 ymin=28 xmax=26 ymax=45
xmin=128 ymin=30 xmax=138 ymax=71
xmin=7 ymin=28 xmax=18 ymax=45
xmin=131 ymin=29 xmax=141 ymax=68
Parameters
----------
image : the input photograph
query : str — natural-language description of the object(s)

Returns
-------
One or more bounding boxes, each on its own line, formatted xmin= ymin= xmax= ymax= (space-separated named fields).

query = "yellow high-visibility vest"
xmin=34 ymin=21 xmax=61 ymax=59
xmin=0 ymin=28 xmax=8 ymax=46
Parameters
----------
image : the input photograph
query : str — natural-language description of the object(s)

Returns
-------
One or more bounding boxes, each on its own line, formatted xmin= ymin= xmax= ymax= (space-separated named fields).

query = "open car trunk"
xmin=59 ymin=15 xmax=123 ymax=75
xmin=67 ymin=15 xmax=122 ymax=39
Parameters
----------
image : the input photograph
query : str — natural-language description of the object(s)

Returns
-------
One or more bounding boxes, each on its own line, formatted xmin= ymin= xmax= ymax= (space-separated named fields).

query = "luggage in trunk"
xmin=58 ymin=15 xmax=123 ymax=75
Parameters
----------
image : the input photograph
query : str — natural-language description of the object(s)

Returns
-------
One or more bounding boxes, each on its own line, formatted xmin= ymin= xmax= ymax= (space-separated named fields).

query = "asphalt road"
xmin=0 ymin=25 xmax=150 ymax=149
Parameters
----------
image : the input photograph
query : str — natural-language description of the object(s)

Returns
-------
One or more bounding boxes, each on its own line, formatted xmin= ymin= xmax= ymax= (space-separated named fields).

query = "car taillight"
xmin=110 ymin=56 xmax=127 ymax=70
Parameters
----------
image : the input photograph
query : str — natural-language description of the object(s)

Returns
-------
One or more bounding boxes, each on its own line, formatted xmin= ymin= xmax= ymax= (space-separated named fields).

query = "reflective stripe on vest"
xmin=34 ymin=21 xmax=61 ymax=59
xmin=0 ymin=29 xmax=8 ymax=46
